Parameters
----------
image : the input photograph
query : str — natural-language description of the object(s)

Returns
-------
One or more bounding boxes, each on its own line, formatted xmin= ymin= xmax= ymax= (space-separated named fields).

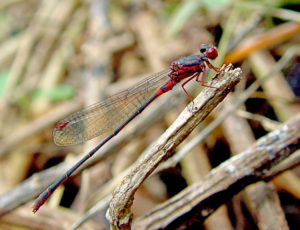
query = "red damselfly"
xmin=33 ymin=44 xmax=222 ymax=212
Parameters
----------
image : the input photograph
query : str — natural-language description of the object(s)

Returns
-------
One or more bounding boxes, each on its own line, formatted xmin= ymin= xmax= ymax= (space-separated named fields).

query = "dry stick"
xmin=181 ymin=130 xmax=234 ymax=230
xmin=132 ymin=11 xmax=167 ymax=71
xmin=242 ymin=183 xmax=288 ymax=230
xmin=75 ymin=46 xmax=295 ymax=227
xmin=269 ymin=149 xmax=300 ymax=175
xmin=0 ymin=33 xmax=23 ymax=67
xmin=222 ymin=100 xmax=289 ymax=230
xmin=73 ymin=140 xmax=300 ymax=230
xmin=134 ymin=48 xmax=298 ymax=229
xmin=224 ymin=21 xmax=300 ymax=64
xmin=244 ymin=3 xmax=300 ymax=22
xmin=133 ymin=114 xmax=300 ymax=230
xmin=249 ymin=50 xmax=300 ymax=201
xmin=249 ymin=50 xmax=300 ymax=121
xmin=103 ymin=47 xmax=296 ymax=229
xmin=235 ymin=110 xmax=281 ymax=131
xmin=106 ymin=65 xmax=242 ymax=229
xmin=157 ymin=46 xmax=299 ymax=172
xmin=0 ymin=204 xmax=102 ymax=230
xmin=71 ymin=195 xmax=112 ymax=230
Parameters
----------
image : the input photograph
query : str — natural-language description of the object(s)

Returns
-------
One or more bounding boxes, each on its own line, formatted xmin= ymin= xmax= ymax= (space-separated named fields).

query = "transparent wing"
xmin=53 ymin=69 xmax=171 ymax=146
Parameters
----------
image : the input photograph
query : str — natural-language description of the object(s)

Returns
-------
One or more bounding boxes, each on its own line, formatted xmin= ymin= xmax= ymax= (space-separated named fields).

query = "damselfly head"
xmin=207 ymin=47 xmax=218 ymax=60
xmin=199 ymin=44 xmax=218 ymax=60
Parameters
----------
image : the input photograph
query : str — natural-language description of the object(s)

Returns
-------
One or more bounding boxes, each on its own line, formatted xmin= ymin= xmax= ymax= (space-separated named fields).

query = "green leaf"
xmin=168 ymin=0 xmax=200 ymax=37
xmin=168 ymin=0 xmax=231 ymax=37
xmin=0 ymin=70 xmax=9 ymax=98
xmin=33 ymin=84 xmax=75 ymax=102
xmin=202 ymin=0 xmax=230 ymax=10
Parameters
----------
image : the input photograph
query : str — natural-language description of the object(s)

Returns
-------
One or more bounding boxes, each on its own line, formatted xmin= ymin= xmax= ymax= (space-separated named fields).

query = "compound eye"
xmin=207 ymin=47 xmax=218 ymax=60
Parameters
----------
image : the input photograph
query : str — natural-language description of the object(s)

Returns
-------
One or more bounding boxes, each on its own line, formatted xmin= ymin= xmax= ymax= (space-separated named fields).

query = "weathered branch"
xmin=133 ymin=114 xmax=300 ymax=230
xmin=106 ymin=65 xmax=242 ymax=229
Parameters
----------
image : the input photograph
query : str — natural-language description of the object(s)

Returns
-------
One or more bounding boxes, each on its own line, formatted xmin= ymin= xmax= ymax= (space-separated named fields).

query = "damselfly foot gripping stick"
xmin=33 ymin=44 xmax=223 ymax=212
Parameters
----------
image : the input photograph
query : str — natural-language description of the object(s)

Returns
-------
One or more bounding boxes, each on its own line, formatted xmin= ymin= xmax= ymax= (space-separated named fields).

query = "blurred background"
xmin=0 ymin=0 xmax=299 ymax=229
